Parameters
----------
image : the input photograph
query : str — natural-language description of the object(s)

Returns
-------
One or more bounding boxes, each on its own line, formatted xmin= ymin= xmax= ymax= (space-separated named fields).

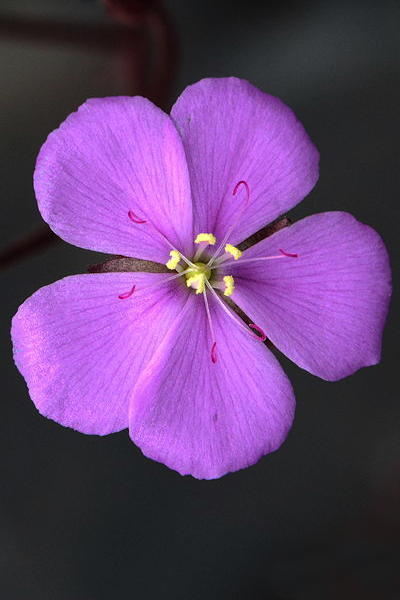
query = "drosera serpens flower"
xmin=11 ymin=78 xmax=391 ymax=479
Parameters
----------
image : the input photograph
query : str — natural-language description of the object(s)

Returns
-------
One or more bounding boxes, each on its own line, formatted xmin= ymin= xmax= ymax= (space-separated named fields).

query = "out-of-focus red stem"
xmin=0 ymin=0 xmax=177 ymax=268
xmin=0 ymin=16 xmax=121 ymax=49
xmin=0 ymin=227 xmax=58 ymax=269
xmin=145 ymin=5 xmax=178 ymax=107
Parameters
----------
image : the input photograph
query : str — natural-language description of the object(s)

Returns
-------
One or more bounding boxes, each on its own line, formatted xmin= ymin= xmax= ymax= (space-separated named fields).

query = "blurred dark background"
xmin=1 ymin=1 xmax=399 ymax=598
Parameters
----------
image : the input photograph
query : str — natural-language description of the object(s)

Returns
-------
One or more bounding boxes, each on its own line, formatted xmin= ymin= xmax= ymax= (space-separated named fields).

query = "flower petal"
xmin=171 ymin=77 xmax=319 ymax=244
xmin=12 ymin=273 xmax=189 ymax=434
xmin=229 ymin=212 xmax=391 ymax=381
xmin=34 ymin=97 xmax=193 ymax=262
xmin=129 ymin=294 xmax=295 ymax=479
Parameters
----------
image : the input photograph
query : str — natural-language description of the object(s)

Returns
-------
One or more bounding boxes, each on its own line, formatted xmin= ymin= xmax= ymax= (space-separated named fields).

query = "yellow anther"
xmin=225 ymin=244 xmax=242 ymax=260
xmin=166 ymin=250 xmax=181 ymax=270
xmin=223 ymin=275 xmax=235 ymax=297
xmin=194 ymin=233 xmax=216 ymax=245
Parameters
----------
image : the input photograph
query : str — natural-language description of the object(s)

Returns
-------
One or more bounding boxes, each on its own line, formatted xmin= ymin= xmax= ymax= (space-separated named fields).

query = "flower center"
xmin=123 ymin=179 xmax=298 ymax=364
xmin=184 ymin=262 xmax=211 ymax=295
xmin=165 ymin=237 xmax=239 ymax=297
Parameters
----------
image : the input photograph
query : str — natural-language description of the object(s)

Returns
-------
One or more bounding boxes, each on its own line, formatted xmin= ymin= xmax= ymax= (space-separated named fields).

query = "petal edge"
xmin=229 ymin=212 xmax=391 ymax=381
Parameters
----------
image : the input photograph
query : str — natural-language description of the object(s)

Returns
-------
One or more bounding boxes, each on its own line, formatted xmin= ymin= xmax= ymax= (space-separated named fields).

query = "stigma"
xmin=185 ymin=262 xmax=211 ymax=294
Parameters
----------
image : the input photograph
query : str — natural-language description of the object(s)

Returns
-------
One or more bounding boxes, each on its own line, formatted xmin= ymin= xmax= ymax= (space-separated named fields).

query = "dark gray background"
xmin=1 ymin=1 xmax=399 ymax=598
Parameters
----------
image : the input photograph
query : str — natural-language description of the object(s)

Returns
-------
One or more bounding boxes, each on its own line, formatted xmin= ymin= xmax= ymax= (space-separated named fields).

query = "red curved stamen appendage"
xmin=279 ymin=248 xmax=298 ymax=258
xmin=207 ymin=180 xmax=251 ymax=268
xmin=118 ymin=285 xmax=136 ymax=299
xmin=232 ymin=180 xmax=250 ymax=205
xmin=211 ymin=341 xmax=217 ymax=364
xmin=249 ymin=323 xmax=267 ymax=342
xmin=128 ymin=210 xmax=147 ymax=224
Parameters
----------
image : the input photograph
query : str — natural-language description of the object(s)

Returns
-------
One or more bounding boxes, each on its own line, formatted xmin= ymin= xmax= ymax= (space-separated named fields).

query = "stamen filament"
xmin=118 ymin=285 xmax=136 ymax=299
xmin=212 ymin=256 xmax=285 ymax=269
xmin=128 ymin=210 xmax=147 ymax=224
xmin=233 ymin=180 xmax=250 ymax=198
xmin=128 ymin=210 xmax=197 ymax=269
xmin=211 ymin=342 xmax=217 ymax=364
xmin=204 ymin=279 xmax=265 ymax=342
xmin=207 ymin=180 xmax=251 ymax=267
xmin=193 ymin=245 xmax=205 ymax=262
xmin=211 ymin=252 xmax=237 ymax=267
xmin=211 ymin=251 xmax=298 ymax=270
xmin=278 ymin=248 xmax=298 ymax=258
xmin=117 ymin=269 xmax=190 ymax=300
xmin=193 ymin=233 xmax=217 ymax=261
xmin=249 ymin=323 xmax=267 ymax=341
xmin=174 ymin=254 xmax=197 ymax=269
xmin=203 ymin=290 xmax=217 ymax=364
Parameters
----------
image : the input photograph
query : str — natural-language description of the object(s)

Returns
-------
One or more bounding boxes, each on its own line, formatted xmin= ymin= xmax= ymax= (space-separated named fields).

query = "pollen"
xmin=166 ymin=250 xmax=181 ymax=270
xmin=195 ymin=233 xmax=216 ymax=245
xmin=225 ymin=244 xmax=242 ymax=260
xmin=223 ymin=275 xmax=235 ymax=296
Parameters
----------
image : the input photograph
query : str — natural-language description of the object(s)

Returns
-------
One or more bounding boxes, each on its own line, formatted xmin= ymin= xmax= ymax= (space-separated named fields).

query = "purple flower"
xmin=11 ymin=78 xmax=391 ymax=479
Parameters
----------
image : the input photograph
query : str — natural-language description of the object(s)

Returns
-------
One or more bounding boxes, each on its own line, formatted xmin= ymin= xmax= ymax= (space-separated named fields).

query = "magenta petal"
xmin=12 ymin=273 xmax=189 ymax=434
xmin=229 ymin=212 xmax=392 ymax=381
xmin=171 ymin=77 xmax=319 ymax=244
xmin=129 ymin=295 xmax=295 ymax=479
xmin=34 ymin=97 xmax=193 ymax=262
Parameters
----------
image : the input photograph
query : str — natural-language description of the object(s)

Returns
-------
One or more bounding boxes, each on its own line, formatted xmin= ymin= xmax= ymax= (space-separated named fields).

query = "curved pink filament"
xmin=211 ymin=341 xmax=218 ymax=364
xmin=118 ymin=284 xmax=136 ymax=299
xmin=249 ymin=323 xmax=267 ymax=342
xmin=128 ymin=210 xmax=147 ymax=224
xmin=279 ymin=248 xmax=298 ymax=258
xmin=207 ymin=180 xmax=251 ymax=268
xmin=128 ymin=210 xmax=197 ymax=269
xmin=232 ymin=180 xmax=250 ymax=205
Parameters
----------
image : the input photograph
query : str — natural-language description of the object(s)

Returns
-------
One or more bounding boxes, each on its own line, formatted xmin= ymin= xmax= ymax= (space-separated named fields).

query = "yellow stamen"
xmin=166 ymin=249 xmax=181 ymax=270
xmin=194 ymin=233 xmax=216 ymax=245
xmin=223 ymin=275 xmax=235 ymax=297
xmin=225 ymin=244 xmax=242 ymax=260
